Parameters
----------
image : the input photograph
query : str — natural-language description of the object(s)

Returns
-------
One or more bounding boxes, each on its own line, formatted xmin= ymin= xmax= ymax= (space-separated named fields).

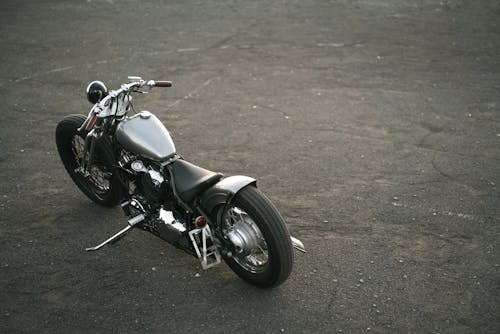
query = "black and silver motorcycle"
xmin=55 ymin=76 xmax=305 ymax=288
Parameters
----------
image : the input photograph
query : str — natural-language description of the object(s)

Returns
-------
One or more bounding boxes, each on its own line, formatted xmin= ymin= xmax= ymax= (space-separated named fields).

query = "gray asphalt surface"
xmin=1 ymin=0 xmax=499 ymax=333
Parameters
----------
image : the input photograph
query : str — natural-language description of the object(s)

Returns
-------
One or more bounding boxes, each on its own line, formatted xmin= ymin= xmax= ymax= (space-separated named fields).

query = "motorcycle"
xmin=55 ymin=76 xmax=305 ymax=288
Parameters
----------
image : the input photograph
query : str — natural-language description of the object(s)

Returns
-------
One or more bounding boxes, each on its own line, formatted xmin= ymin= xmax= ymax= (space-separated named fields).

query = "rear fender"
xmin=198 ymin=175 xmax=256 ymax=216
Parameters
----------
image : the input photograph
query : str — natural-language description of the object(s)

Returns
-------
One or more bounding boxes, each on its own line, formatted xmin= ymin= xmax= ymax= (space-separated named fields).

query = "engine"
xmin=139 ymin=167 xmax=172 ymax=205
xmin=124 ymin=159 xmax=187 ymax=247
xmin=118 ymin=150 xmax=173 ymax=206
xmin=132 ymin=160 xmax=172 ymax=206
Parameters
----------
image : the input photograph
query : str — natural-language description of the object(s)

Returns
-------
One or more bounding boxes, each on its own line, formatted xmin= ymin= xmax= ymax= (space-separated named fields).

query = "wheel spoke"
xmin=71 ymin=135 xmax=110 ymax=192
xmin=223 ymin=207 xmax=269 ymax=273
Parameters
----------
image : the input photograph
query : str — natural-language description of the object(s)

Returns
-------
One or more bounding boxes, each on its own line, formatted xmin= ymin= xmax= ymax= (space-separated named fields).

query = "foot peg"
xmin=85 ymin=214 xmax=145 ymax=251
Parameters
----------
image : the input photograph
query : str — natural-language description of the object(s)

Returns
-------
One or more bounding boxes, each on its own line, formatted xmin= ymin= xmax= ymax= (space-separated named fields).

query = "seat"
xmin=169 ymin=159 xmax=223 ymax=203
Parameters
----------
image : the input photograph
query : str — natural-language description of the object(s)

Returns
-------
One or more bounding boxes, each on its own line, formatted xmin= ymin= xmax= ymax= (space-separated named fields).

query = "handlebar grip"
xmin=154 ymin=81 xmax=172 ymax=87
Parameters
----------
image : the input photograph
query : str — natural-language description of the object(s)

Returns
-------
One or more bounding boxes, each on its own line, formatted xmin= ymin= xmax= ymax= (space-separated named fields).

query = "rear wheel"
xmin=218 ymin=186 xmax=293 ymax=288
xmin=55 ymin=114 xmax=123 ymax=206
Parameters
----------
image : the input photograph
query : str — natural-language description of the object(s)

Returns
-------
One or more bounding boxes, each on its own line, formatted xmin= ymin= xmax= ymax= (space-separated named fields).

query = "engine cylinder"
xmin=140 ymin=171 xmax=172 ymax=204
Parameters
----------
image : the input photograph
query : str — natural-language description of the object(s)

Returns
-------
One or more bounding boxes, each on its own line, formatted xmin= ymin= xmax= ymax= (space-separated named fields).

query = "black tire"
xmin=218 ymin=186 xmax=293 ymax=288
xmin=55 ymin=114 xmax=123 ymax=206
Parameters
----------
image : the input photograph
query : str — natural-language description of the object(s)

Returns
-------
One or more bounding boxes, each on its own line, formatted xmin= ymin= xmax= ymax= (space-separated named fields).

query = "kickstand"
xmin=85 ymin=214 xmax=145 ymax=251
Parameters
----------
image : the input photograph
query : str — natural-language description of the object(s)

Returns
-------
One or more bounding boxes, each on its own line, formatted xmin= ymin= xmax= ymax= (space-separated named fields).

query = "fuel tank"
xmin=116 ymin=111 xmax=176 ymax=161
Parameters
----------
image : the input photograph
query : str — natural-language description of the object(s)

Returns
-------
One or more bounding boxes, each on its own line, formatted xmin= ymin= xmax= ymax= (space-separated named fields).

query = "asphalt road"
xmin=1 ymin=0 xmax=499 ymax=333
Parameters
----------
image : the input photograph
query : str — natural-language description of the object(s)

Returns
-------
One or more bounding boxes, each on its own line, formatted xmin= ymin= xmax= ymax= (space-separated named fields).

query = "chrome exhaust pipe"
xmin=291 ymin=236 xmax=306 ymax=253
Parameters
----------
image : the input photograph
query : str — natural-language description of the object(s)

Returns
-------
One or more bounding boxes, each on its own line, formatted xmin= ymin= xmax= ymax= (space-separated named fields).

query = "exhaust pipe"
xmin=291 ymin=236 xmax=306 ymax=253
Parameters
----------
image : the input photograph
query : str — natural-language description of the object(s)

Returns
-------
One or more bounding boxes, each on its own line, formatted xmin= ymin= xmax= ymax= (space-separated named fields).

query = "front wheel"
xmin=218 ymin=186 xmax=293 ymax=288
xmin=55 ymin=114 xmax=123 ymax=206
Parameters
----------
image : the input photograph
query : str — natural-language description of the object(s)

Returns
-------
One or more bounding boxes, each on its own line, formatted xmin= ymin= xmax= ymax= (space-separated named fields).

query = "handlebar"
xmin=92 ymin=76 xmax=172 ymax=118
xmin=151 ymin=80 xmax=172 ymax=87
xmin=98 ymin=77 xmax=172 ymax=105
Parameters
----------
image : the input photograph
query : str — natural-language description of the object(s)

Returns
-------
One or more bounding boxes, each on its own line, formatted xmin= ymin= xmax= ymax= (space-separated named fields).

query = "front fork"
xmin=79 ymin=129 xmax=100 ymax=175
xmin=77 ymin=110 xmax=103 ymax=176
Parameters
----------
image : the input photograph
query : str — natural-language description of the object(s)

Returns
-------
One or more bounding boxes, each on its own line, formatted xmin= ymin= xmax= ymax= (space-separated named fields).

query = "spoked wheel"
xmin=219 ymin=186 xmax=293 ymax=288
xmin=55 ymin=114 xmax=123 ymax=206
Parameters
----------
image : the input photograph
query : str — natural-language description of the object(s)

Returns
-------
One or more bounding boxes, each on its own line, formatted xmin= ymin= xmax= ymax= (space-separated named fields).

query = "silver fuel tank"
xmin=116 ymin=111 xmax=176 ymax=161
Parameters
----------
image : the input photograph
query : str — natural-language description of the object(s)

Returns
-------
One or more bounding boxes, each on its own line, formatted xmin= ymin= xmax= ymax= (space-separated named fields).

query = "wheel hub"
xmin=226 ymin=221 xmax=259 ymax=256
